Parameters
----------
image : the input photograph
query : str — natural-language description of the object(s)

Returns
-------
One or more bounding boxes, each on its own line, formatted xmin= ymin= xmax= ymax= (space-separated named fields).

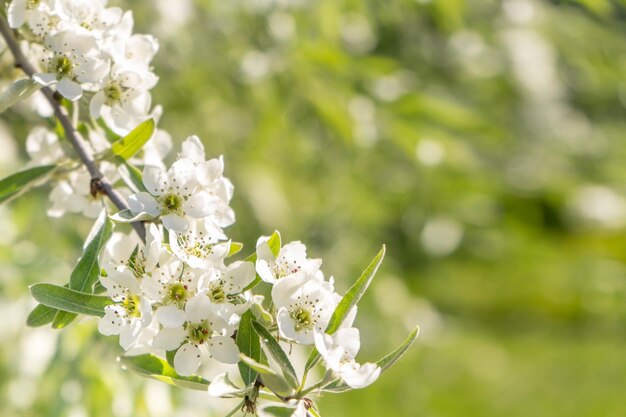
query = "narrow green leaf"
xmin=51 ymin=310 xmax=77 ymax=329
xmin=258 ymin=404 xmax=297 ymax=417
xmin=0 ymin=165 xmax=56 ymax=204
xmin=118 ymin=159 xmax=148 ymax=193
xmin=237 ymin=311 xmax=261 ymax=386
xmin=119 ymin=354 xmax=211 ymax=391
xmin=0 ymin=78 xmax=41 ymax=112
xmin=110 ymin=119 xmax=155 ymax=160
xmin=53 ymin=211 xmax=113 ymax=328
xmin=259 ymin=373 xmax=295 ymax=397
xmin=239 ymin=354 xmax=276 ymax=376
xmin=267 ymin=230 xmax=282 ymax=257
xmin=251 ymin=320 xmax=299 ymax=390
xmin=228 ymin=242 xmax=244 ymax=257
xmin=30 ymin=283 xmax=113 ymax=317
xmin=26 ymin=304 xmax=58 ymax=327
xmin=70 ymin=211 xmax=113 ymax=292
xmin=377 ymin=325 xmax=419 ymax=372
xmin=326 ymin=245 xmax=386 ymax=334
xmin=305 ymin=245 xmax=386 ymax=372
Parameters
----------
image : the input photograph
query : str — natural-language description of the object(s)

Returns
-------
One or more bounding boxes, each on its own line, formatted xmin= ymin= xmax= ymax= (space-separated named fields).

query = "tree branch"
xmin=0 ymin=17 xmax=146 ymax=241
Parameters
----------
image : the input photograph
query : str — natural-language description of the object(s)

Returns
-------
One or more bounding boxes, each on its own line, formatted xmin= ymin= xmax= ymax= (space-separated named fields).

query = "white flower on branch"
xmin=98 ymin=265 xmax=153 ymax=350
xmin=314 ymin=327 xmax=381 ymax=389
xmin=256 ymin=237 xmax=322 ymax=284
xmin=33 ymin=30 xmax=110 ymax=100
xmin=272 ymin=271 xmax=337 ymax=344
xmin=152 ymin=294 xmax=240 ymax=375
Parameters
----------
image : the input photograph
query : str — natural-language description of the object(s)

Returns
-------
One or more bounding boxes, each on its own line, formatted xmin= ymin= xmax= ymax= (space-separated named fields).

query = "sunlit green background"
xmin=3 ymin=0 xmax=626 ymax=415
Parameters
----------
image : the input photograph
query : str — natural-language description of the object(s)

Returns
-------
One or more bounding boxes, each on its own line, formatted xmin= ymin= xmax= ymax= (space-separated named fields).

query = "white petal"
xmin=152 ymin=327 xmax=187 ymax=351
xmin=156 ymin=304 xmax=186 ymax=328
xmin=184 ymin=294 xmax=213 ymax=323
xmin=128 ymin=192 xmax=160 ymax=216
xmin=208 ymin=335 xmax=240 ymax=364
xmin=119 ymin=319 xmax=142 ymax=350
xmin=225 ymin=261 xmax=255 ymax=294
xmin=162 ymin=214 xmax=189 ymax=232
xmin=174 ymin=343 xmax=202 ymax=376
xmin=333 ymin=327 xmax=361 ymax=359
xmin=90 ymin=90 xmax=106 ymax=119
xmin=8 ymin=0 xmax=26 ymax=28
xmin=181 ymin=135 xmax=205 ymax=162
xmin=256 ymin=259 xmax=276 ymax=284
xmin=98 ymin=307 xmax=122 ymax=336
xmin=32 ymin=73 xmax=57 ymax=86
xmin=183 ymin=192 xmax=213 ymax=218
xmin=340 ymin=362 xmax=381 ymax=389
xmin=142 ymin=165 xmax=165 ymax=195
xmin=276 ymin=307 xmax=298 ymax=342
xmin=56 ymin=78 xmax=83 ymax=101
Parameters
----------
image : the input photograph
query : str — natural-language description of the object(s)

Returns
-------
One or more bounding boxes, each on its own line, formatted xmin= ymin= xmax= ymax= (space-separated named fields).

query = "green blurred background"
xmin=3 ymin=0 xmax=626 ymax=415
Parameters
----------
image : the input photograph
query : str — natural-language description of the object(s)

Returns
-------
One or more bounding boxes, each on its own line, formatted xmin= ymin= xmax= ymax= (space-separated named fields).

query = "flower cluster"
xmin=97 ymin=137 xmax=381 ymax=390
xmin=9 ymin=0 xmax=159 ymax=134
xmin=10 ymin=0 xmax=171 ymax=219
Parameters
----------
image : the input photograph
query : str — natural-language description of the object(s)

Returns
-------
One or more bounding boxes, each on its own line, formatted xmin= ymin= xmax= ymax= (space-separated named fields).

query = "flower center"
xmin=122 ymin=294 xmax=141 ymax=318
xmin=291 ymin=307 xmax=313 ymax=332
xmin=166 ymin=282 xmax=189 ymax=308
xmin=105 ymin=83 xmax=123 ymax=105
xmin=186 ymin=320 xmax=212 ymax=344
xmin=160 ymin=193 xmax=183 ymax=214
xmin=208 ymin=285 xmax=226 ymax=304
xmin=52 ymin=56 xmax=73 ymax=80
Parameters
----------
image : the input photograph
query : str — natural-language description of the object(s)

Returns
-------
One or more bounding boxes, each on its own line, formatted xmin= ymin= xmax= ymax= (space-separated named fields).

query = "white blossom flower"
xmin=7 ymin=0 xmax=54 ymax=29
xmin=170 ymin=220 xmax=230 ymax=270
xmin=256 ymin=237 xmax=322 ymax=284
xmin=102 ymin=223 xmax=169 ymax=278
xmin=48 ymin=169 xmax=103 ymax=218
xmin=90 ymin=65 xmax=157 ymax=134
xmin=152 ymin=294 xmax=240 ymax=375
xmin=98 ymin=265 xmax=153 ymax=350
xmin=54 ymin=0 xmax=123 ymax=37
xmin=314 ymin=327 xmax=381 ymax=389
xmin=141 ymin=259 xmax=201 ymax=328
xmin=33 ymin=30 xmax=109 ymax=100
xmin=25 ymin=126 xmax=64 ymax=165
xmin=198 ymin=261 xmax=256 ymax=310
xmin=127 ymin=156 xmax=224 ymax=232
xmin=272 ymin=271 xmax=337 ymax=344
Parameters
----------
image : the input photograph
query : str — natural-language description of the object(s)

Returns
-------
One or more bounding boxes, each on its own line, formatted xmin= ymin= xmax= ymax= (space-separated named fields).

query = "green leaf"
xmin=321 ymin=326 xmax=420 ymax=394
xmin=52 ymin=211 xmax=114 ymax=328
xmin=30 ymin=283 xmax=113 ymax=317
xmin=26 ymin=304 xmax=58 ymax=327
xmin=110 ymin=119 xmax=155 ymax=160
xmin=0 ymin=165 xmax=56 ymax=204
xmin=228 ymin=242 xmax=244 ymax=257
xmin=118 ymin=159 xmax=148 ymax=193
xmin=0 ymin=78 xmax=41 ymax=112
xmin=377 ymin=325 xmax=419 ymax=372
xmin=239 ymin=353 xmax=276 ymax=376
xmin=207 ymin=372 xmax=249 ymax=398
xmin=237 ymin=311 xmax=261 ymax=386
xmin=267 ymin=230 xmax=282 ymax=257
xmin=119 ymin=354 xmax=211 ymax=391
xmin=251 ymin=320 xmax=299 ymax=390
xmin=71 ymin=211 xmax=113 ymax=292
xmin=305 ymin=245 xmax=386 ymax=373
xmin=326 ymin=245 xmax=385 ymax=334
xmin=258 ymin=404 xmax=297 ymax=417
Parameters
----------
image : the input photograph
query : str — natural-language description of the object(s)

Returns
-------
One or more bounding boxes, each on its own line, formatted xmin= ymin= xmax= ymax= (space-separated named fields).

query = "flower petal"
xmin=174 ymin=343 xmax=202 ymax=376
xmin=208 ymin=335 xmax=240 ymax=364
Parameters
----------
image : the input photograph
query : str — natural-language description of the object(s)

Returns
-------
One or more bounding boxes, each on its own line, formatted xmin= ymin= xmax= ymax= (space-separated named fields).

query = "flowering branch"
xmin=0 ymin=16 xmax=146 ymax=241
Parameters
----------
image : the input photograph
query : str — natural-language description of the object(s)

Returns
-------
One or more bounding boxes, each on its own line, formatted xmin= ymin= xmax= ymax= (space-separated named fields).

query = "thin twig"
xmin=0 ymin=17 xmax=145 ymax=241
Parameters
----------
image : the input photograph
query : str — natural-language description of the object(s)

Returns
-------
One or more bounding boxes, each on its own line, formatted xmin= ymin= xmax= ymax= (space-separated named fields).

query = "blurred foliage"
xmin=3 ymin=0 xmax=626 ymax=416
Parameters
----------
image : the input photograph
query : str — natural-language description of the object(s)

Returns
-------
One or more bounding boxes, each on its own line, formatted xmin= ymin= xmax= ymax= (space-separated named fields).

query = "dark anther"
xmin=90 ymin=177 xmax=105 ymax=198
